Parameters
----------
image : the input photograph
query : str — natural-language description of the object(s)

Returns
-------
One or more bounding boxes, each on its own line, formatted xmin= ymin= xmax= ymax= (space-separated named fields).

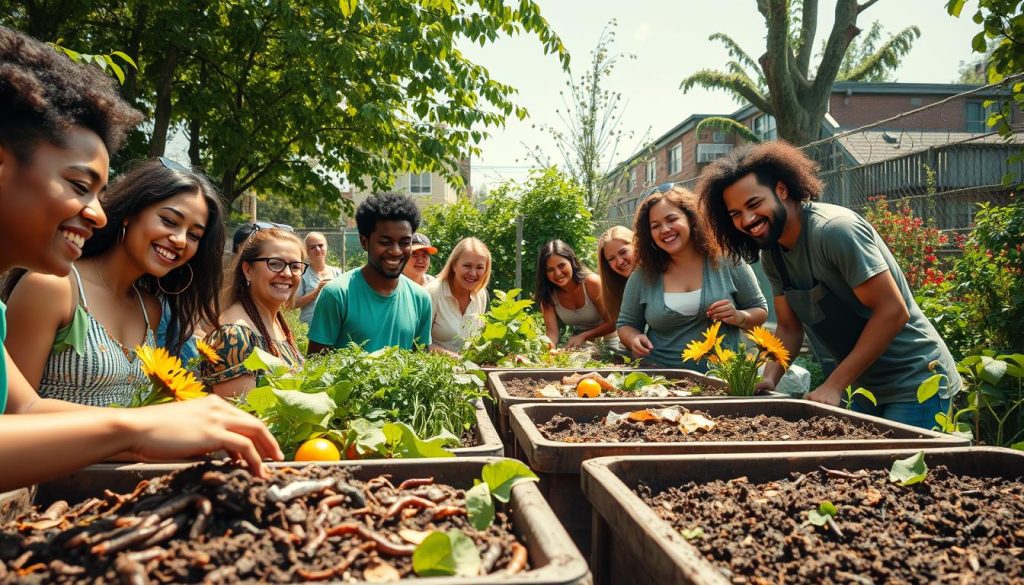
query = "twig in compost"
xmin=480 ymin=542 xmax=502 ymax=575
xmin=818 ymin=466 xmax=862 ymax=481
xmin=505 ymin=542 xmax=528 ymax=575
xmin=266 ymin=478 xmax=335 ymax=504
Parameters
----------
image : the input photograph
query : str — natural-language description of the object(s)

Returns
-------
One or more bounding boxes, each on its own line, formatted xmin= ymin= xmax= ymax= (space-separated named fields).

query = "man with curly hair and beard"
xmin=696 ymin=141 xmax=961 ymax=429
xmin=0 ymin=26 xmax=281 ymax=489
xmin=307 ymin=192 xmax=432 ymax=353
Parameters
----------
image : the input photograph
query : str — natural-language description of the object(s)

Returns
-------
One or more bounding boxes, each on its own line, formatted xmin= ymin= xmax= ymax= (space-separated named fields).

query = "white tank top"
xmin=664 ymin=289 xmax=702 ymax=317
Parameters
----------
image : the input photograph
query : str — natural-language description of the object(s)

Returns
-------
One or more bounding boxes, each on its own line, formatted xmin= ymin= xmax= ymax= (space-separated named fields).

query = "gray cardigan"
xmin=617 ymin=258 xmax=767 ymax=370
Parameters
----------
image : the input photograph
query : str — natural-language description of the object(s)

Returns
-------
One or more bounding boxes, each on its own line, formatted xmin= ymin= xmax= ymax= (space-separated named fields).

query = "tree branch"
xmin=811 ymin=0 xmax=861 ymax=98
xmin=857 ymin=0 xmax=881 ymax=14
xmin=681 ymin=70 xmax=773 ymax=115
xmin=796 ymin=0 xmax=819 ymax=76
xmin=840 ymin=25 xmax=920 ymax=81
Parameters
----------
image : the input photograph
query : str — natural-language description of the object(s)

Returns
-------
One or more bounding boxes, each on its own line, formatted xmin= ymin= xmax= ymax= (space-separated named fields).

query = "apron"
xmin=769 ymin=242 xmax=868 ymax=363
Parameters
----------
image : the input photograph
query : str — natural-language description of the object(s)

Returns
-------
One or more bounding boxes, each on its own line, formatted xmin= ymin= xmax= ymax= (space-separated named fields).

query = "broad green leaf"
xmin=465 ymin=481 xmax=495 ymax=530
xmin=109 ymin=50 xmax=138 ymax=70
xmin=946 ymin=0 xmax=966 ymax=17
xmin=482 ymin=322 xmax=507 ymax=341
xmin=338 ymin=0 xmax=358 ymax=17
xmin=102 ymin=55 xmax=125 ymax=84
xmin=271 ymin=389 xmax=336 ymax=426
xmin=244 ymin=385 xmax=278 ymax=414
xmin=623 ymin=371 xmax=653 ymax=391
xmin=412 ymin=530 xmax=481 ymax=577
xmin=382 ymin=421 xmax=457 ymax=458
xmin=481 ymin=459 xmax=539 ymax=503
xmin=916 ymin=374 xmax=943 ymax=403
xmin=889 ymin=451 xmax=928 ymax=486
xmin=806 ymin=501 xmax=837 ymax=526
xmin=852 ymin=387 xmax=877 ymax=406
xmin=243 ymin=347 xmax=292 ymax=377
xmin=979 ymin=357 xmax=1008 ymax=385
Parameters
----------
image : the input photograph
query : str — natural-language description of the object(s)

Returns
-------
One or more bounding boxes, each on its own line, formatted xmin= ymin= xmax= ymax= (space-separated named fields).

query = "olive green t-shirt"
xmin=761 ymin=202 xmax=961 ymax=404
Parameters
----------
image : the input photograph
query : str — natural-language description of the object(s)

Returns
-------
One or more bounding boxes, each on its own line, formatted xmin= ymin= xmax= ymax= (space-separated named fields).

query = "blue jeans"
xmin=850 ymin=394 xmax=950 ymax=431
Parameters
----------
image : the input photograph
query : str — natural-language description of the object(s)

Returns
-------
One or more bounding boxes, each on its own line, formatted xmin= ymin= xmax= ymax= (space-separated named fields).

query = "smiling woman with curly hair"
xmin=616 ymin=184 xmax=768 ymax=370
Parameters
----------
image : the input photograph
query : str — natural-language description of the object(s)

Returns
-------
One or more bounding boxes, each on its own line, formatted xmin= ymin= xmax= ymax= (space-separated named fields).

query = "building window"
xmin=712 ymin=131 xmax=727 ymax=143
xmin=410 ymin=172 xmax=432 ymax=194
xmin=753 ymin=114 xmax=777 ymax=141
xmin=696 ymin=143 xmax=734 ymax=163
xmin=645 ymin=159 xmax=656 ymax=183
xmin=625 ymin=169 xmax=635 ymax=192
xmin=668 ymin=144 xmax=682 ymax=176
xmin=965 ymin=100 xmax=996 ymax=132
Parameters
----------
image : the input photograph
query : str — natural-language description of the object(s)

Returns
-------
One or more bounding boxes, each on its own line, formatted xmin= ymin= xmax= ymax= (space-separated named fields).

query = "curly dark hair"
xmin=632 ymin=186 xmax=720 ymax=279
xmin=534 ymin=240 xmax=587 ymax=309
xmin=0 ymin=27 xmax=142 ymax=161
xmin=697 ymin=141 xmax=824 ymax=263
xmin=355 ymin=192 xmax=421 ymax=238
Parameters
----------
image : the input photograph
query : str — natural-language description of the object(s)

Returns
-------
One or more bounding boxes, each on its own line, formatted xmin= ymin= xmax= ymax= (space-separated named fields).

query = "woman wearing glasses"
xmin=203 ymin=227 xmax=305 ymax=397
xmin=617 ymin=184 xmax=768 ymax=370
xmin=3 ymin=157 xmax=225 ymax=407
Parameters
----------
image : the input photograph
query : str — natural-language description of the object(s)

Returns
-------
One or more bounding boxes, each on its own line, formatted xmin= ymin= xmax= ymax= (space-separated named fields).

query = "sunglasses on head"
xmin=641 ymin=182 xmax=676 ymax=197
xmin=158 ymin=156 xmax=190 ymax=173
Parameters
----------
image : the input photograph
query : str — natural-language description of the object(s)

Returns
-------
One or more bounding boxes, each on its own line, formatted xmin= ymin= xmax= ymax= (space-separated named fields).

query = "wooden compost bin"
xmin=581 ymin=448 xmax=1024 ymax=585
xmin=26 ymin=457 xmax=591 ymax=585
xmin=487 ymin=368 xmax=730 ymax=457
xmin=455 ymin=400 xmax=504 ymax=457
xmin=509 ymin=399 xmax=969 ymax=559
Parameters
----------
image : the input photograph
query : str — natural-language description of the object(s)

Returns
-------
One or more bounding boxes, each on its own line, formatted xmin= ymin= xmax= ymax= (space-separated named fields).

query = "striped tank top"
xmin=37 ymin=265 xmax=155 ymax=407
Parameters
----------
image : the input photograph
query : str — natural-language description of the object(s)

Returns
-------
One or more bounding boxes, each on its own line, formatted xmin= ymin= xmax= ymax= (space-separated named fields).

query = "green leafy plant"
xmin=412 ymin=529 xmax=481 ymax=577
xmin=843 ymin=386 xmax=877 ymax=410
xmin=917 ymin=364 xmax=976 ymax=441
xmin=466 ymin=460 xmax=539 ymax=530
xmin=804 ymin=501 xmax=839 ymax=529
xmin=461 ymin=289 xmax=549 ymax=366
xmin=889 ymin=451 xmax=928 ymax=486
xmin=957 ymin=352 xmax=1024 ymax=446
xmin=238 ymin=345 xmax=487 ymax=457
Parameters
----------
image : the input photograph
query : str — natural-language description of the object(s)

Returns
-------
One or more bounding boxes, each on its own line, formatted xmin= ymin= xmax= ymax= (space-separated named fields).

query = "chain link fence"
xmin=293 ymin=228 xmax=365 ymax=270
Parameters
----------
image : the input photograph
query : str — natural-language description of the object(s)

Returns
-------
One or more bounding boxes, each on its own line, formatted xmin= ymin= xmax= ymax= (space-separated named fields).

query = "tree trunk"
xmin=148 ymin=44 xmax=179 ymax=157
xmin=188 ymin=117 xmax=201 ymax=165
xmin=121 ymin=3 xmax=149 ymax=105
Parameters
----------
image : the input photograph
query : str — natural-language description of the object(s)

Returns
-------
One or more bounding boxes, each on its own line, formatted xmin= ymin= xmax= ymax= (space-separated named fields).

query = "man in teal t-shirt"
xmin=698 ymin=142 xmax=961 ymax=429
xmin=308 ymin=193 xmax=432 ymax=353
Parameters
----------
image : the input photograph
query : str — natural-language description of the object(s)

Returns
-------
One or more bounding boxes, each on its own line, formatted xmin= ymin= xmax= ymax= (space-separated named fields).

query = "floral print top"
xmin=201 ymin=323 xmax=303 ymax=385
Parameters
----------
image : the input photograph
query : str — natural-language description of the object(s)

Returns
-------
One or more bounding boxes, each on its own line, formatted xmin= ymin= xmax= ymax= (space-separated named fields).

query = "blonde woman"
xmin=597 ymin=226 xmax=637 ymax=324
xmin=425 ymin=238 xmax=491 ymax=355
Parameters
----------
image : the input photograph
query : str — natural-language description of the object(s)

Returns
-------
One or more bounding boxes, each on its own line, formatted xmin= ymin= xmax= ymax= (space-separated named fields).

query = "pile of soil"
xmin=0 ymin=462 xmax=528 ymax=583
xmin=538 ymin=412 xmax=894 ymax=442
xmin=502 ymin=375 xmax=717 ymax=398
xmin=637 ymin=465 xmax=1024 ymax=583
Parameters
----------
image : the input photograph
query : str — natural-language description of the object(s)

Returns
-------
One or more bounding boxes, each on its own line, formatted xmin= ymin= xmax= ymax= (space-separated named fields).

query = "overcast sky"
xmin=460 ymin=0 xmax=984 ymax=192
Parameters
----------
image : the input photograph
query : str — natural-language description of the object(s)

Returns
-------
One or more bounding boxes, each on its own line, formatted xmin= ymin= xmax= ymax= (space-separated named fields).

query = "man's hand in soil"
xmin=806 ymin=382 xmax=844 ymax=407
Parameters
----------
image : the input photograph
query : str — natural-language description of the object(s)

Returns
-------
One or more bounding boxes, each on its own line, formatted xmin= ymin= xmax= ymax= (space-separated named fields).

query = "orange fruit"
xmin=294 ymin=438 xmax=341 ymax=461
xmin=577 ymin=378 xmax=602 ymax=398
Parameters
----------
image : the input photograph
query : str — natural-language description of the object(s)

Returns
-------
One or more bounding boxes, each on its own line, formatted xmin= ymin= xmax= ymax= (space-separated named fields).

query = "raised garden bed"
xmin=6 ymin=458 xmax=589 ymax=584
xmin=486 ymin=369 xmax=730 ymax=457
xmin=509 ymin=399 xmax=968 ymax=558
xmin=581 ymin=448 xmax=1024 ymax=585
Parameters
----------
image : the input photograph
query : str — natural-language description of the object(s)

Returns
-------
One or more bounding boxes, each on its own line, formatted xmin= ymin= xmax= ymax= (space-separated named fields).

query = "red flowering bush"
xmin=863 ymin=195 xmax=952 ymax=290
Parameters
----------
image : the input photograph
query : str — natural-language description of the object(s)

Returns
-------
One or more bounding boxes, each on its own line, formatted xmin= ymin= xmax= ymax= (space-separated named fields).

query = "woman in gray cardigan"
xmin=617 ymin=185 xmax=768 ymax=371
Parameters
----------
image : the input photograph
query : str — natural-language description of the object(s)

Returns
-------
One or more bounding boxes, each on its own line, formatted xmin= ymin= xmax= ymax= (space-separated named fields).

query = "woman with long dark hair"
xmin=203 ymin=227 xmax=305 ymax=397
xmin=0 ymin=25 xmax=279 ymax=488
xmin=617 ymin=184 xmax=768 ymax=370
xmin=4 ymin=157 xmax=225 ymax=406
xmin=535 ymin=239 xmax=616 ymax=349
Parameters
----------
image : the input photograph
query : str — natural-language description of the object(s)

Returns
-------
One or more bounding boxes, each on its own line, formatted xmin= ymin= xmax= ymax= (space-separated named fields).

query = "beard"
xmin=370 ymin=255 xmax=407 ymax=279
xmin=748 ymin=196 xmax=788 ymax=249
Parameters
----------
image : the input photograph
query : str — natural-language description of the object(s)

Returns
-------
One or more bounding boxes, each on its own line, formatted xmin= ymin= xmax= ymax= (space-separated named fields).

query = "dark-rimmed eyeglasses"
xmin=251 ymin=257 xmax=309 ymax=275
xmin=641 ymin=182 xmax=676 ymax=197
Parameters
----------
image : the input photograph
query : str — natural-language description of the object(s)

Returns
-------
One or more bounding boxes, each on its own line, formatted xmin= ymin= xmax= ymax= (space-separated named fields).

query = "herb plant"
xmin=843 ymin=386 xmax=877 ymax=410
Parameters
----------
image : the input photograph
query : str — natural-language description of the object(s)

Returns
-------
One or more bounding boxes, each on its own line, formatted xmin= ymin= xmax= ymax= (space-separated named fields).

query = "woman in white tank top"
xmin=535 ymin=240 xmax=617 ymax=349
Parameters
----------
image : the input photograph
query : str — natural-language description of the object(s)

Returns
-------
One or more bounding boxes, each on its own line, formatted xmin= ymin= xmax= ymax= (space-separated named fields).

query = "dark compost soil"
xmin=538 ymin=412 xmax=895 ymax=442
xmin=637 ymin=465 xmax=1024 ymax=584
xmin=502 ymin=375 xmax=717 ymax=398
xmin=0 ymin=461 xmax=528 ymax=583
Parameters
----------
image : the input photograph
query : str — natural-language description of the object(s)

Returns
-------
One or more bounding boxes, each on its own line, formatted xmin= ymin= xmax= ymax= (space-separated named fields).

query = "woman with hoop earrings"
xmin=201 ymin=227 xmax=305 ymax=398
xmin=2 ymin=157 xmax=225 ymax=407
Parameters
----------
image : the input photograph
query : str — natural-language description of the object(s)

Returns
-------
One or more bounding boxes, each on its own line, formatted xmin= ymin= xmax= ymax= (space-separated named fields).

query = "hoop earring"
xmin=118 ymin=224 xmax=127 ymax=244
xmin=157 ymin=264 xmax=194 ymax=295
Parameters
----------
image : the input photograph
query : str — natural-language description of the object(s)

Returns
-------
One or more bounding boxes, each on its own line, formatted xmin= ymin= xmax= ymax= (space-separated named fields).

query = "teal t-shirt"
xmin=761 ymin=202 xmax=962 ymax=404
xmin=0 ymin=299 xmax=7 ymax=414
xmin=617 ymin=258 xmax=767 ymax=370
xmin=308 ymin=269 xmax=432 ymax=352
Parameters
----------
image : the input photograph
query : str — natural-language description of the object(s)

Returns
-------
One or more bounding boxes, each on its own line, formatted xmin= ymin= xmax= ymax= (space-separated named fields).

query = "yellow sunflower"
xmin=195 ymin=338 xmax=222 ymax=365
xmin=707 ymin=343 xmax=737 ymax=365
xmin=682 ymin=321 xmax=725 ymax=363
xmin=135 ymin=345 xmax=183 ymax=388
xmin=747 ymin=326 xmax=790 ymax=369
xmin=165 ymin=370 xmax=208 ymax=401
